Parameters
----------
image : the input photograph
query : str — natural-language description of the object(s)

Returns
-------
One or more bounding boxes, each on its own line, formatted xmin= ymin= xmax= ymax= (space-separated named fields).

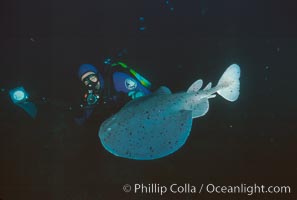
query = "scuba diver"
xmin=3 ymin=56 xmax=153 ymax=126
xmin=75 ymin=61 xmax=153 ymax=125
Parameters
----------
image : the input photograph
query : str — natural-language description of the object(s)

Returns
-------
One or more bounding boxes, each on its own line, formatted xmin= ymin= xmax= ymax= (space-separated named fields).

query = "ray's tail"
xmin=216 ymin=64 xmax=241 ymax=102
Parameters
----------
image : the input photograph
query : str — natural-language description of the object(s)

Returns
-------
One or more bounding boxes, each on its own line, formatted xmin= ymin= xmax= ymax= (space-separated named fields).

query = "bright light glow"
xmin=9 ymin=86 xmax=28 ymax=104
xmin=13 ymin=90 xmax=25 ymax=101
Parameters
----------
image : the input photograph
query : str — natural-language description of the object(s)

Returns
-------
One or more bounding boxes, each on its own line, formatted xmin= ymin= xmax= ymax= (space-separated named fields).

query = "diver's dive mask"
xmin=83 ymin=73 xmax=99 ymax=90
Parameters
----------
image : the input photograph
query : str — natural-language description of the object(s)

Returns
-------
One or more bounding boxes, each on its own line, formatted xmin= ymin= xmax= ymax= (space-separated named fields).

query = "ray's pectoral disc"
xmin=98 ymin=64 xmax=241 ymax=160
xmin=99 ymin=102 xmax=193 ymax=160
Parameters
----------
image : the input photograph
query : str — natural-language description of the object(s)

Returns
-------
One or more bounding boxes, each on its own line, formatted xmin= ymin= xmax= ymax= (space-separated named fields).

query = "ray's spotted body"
xmin=98 ymin=64 xmax=241 ymax=160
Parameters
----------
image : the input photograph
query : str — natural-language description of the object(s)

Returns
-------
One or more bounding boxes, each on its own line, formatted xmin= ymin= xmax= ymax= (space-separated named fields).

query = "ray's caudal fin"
xmin=217 ymin=64 xmax=241 ymax=102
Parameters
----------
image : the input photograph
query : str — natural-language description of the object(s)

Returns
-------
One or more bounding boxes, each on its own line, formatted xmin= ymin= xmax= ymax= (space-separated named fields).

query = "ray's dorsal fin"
xmin=187 ymin=79 xmax=203 ymax=93
xmin=203 ymin=82 xmax=212 ymax=90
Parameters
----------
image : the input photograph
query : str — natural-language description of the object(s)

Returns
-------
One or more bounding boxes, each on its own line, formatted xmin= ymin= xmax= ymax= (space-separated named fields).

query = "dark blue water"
xmin=1 ymin=0 xmax=297 ymax=199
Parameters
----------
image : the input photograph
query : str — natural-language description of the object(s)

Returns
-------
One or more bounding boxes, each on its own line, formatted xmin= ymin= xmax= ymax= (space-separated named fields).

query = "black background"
xmin=0 ymin=0 xmax=297 ymax=199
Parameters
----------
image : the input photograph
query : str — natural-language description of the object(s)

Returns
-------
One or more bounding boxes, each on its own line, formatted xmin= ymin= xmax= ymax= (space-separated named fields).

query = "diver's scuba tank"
xmin=103 ymin=56 xmax=152 ymax=89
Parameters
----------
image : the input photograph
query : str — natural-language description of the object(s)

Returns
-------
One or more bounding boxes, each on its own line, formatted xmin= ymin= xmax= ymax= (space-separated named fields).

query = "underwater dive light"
xmin=9 ymin=87 xmax=29 ymax=104
xmin=8 ymin=86 xmax=37 ymax=118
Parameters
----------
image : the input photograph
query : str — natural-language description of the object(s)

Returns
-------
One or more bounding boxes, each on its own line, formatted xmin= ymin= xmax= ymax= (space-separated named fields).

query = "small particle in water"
xmin=139 ymin=27 xmax=146 ymax=31
xmin=265 ymin=66 xmax=269 ymax=70
xmin=201 ymin=8 xmax=208 ymax=16
xmin=162 ymin=0 xmax=174 ymax=12
xmin=30 ymin=37 xmax=35 ymax=42
xmin=229 ymin=125 xmax=233 ymax=128
xmin=276 ymin=47 xmax=280 ymax=52
xmin=138 ymin=17 xmax=147 ymax=31
xmin=107 ymin=128 xmax=112 ymax=131
xmin=117 ymin=48 xmax=128 ymax=58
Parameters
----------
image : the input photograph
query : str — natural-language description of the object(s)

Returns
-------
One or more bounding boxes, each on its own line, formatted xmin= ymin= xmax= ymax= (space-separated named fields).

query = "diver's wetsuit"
xmin=75 ymin=63 xmax=152 ymax=125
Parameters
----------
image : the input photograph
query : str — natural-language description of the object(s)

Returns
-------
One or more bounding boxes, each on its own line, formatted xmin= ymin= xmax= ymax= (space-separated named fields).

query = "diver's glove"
xmin=128 ymin=90 xmax=145 ymax=99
